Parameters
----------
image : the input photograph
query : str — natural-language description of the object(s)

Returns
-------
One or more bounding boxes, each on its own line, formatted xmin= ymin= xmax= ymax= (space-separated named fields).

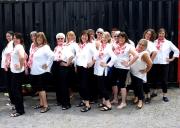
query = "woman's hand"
xmin=121 ymin=61 xmax=129 ymax=67
xmin=14 ymin=64 xmax=22 ymax=70
xmin=42 ymin=64 xmax=48 ymax=70
xmin=100 ymin=62 xmax=108 ymax=67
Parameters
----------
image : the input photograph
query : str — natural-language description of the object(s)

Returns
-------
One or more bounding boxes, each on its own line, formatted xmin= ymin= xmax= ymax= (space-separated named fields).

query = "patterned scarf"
xmin=113 ymin=43 xmax=126 ymax=55
xmin=27 ymin=43 xmax=38 ymax=68
xmin=156 ymin=38 xmax=164 ymax=50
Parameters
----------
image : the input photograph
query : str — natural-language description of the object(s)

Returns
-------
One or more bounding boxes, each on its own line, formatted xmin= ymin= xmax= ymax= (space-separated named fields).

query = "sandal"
xmin=80 ymin=106 xmax=91 ymax=112
xmin=76 ymin=101 xmax=85 ymax=107
xmin=117 ymin=103 xmax=127 ymax=109
xmin=100 ymin=106 xmax=112 ymax=111
xmin=136 ymin=102 xmax=143 ymax=109
xmin=110 ymin=100 xmax=118 ymax=104
xmin=98 ymin=103 xmax=105 ymax=108
xmin=62 ymin=105 xmax=71 ymax=110
xmin=32 ymin=105 xmax=43 ymax=109
xmin=40 ymin=107 xmax=50 ymax=113
xmin=10 ymin=112 xmax=21 ymax=117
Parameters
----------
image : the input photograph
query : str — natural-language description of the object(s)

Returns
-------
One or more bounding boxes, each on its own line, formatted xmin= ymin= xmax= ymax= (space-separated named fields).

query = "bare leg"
xmin=111 ymin=86 xmax=118 ymax=104
xmin=117 ymin=88 xmax=127 ymax=109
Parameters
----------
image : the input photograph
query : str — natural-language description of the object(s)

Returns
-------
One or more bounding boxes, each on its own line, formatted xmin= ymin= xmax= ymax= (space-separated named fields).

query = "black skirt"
xmin=30 ymin=72 xmax=51 ymax=92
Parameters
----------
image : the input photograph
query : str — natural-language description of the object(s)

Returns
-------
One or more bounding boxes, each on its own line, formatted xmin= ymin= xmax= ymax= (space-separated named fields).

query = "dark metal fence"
xmin=0 ymin=0 xmax=178 ymax=83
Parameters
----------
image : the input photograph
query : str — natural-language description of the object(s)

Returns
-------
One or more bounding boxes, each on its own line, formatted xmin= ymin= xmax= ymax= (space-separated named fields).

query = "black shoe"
xmin=163 ymin=97 xmax=169 ymax=102
xmin=151 ymin=93 xmax=157 ymax=98
xmin=80 ymin=106 xmax=91 ymax=112
xmin=76 ymin=101 xmax=85 ymax=107
xmin=145 ymin=98 xmax=151 ymax=104
xmin=62 ymin=105 xmax=71 ymax=110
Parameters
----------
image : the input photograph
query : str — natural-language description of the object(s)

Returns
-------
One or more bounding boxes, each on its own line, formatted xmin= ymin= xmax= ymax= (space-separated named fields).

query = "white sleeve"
xmin=169 ymin=41 xmax=179 ymax=58
xmin=107 ymin=45 xmax=117 ymax=67
xmin=45 ymin=45 xmax=55 ymax=66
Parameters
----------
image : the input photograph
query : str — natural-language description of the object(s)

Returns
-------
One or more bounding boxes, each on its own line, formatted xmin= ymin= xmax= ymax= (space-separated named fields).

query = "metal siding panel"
xmin=34 ymin=2 xmax=44 ymax=31
xmin=55 ymin=1 xmax=64 ymax=33
xmin=14 ymin=3 xmax=23 ymax=32
xmin=4 ymin=4 xmax=13 ymax=32
xmin=148 ymin=1 xmax=153 ymax=27
xmin=157 ymin=1 xmax=162 ymax=27
xmin=138 ymin=1 xmax=143 ymax=40
xmin=24 ymin=2 xmax=33 ymax=49
xmin=45 ymin=2 xmax=54 ymax=47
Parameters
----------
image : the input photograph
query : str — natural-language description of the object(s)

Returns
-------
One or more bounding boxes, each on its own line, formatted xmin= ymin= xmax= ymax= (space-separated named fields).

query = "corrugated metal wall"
xmin=0 ymin=0 xmax=178 ymax=83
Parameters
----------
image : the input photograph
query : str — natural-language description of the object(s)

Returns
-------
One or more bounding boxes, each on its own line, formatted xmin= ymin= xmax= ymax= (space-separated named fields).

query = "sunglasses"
xmin=97 ymin=32 xmax=103 ymax=34
xmin=57 ymin=38 xmax=64 ymax=40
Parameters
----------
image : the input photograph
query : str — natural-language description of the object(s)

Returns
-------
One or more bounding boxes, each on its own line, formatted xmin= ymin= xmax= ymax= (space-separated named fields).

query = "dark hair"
xmin=143 ymin=28 xmax=156 ymax=42
xmin=79 ymin=30 xmax=90 ymax=43
xmin=118 ymin=32 xmax=129 ymax=43
xmin=111 ymin=27 xmax=119 ymax=31
xmin=6 ymin=31 xmax=14 ymax=37
xmin=14 ymin=32 xmax=24 ymax=44
xmin=87 ymin=29 xmax=95 ymax=35
xmin=157 ymin=28 xmax=167 ymax=37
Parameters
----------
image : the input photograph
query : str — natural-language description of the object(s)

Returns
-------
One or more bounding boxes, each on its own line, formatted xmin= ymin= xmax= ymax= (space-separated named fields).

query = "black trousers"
xmin=96 ymin=75 xmax=110 ymax=100
xmin=89 ymin=67 xmax=98 ymax=101
xmin=131 ymin=74 xmax=144 ymax=100
xmin=77 ymin=66 xmax=91 ymax=101
xmin=151 ymin=64 xmax=169 ymax=93
xmin=56 ymin=66 xmax=71 ymax=107
xmin=1 ymin=68 xmax=15 ymax=104
xmin=11 ymin=72 xmax=25 ymax=114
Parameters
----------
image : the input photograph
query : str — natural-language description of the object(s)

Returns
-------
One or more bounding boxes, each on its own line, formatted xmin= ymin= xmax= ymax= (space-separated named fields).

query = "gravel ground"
xmin=0 ymin=87 xmax=180 ymax=128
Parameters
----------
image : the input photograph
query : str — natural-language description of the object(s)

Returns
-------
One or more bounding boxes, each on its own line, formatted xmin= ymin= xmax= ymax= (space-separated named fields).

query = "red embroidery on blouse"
xmin=113 ymin=44 xmax=126 ymax=55
xmin=156 ymin=39 xmax=164 ymax=50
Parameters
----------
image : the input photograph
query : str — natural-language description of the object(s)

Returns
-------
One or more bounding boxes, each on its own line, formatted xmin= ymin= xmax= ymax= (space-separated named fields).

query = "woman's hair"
xmin=14 ymin=32 xmax=24 ymax=44
xmin=66 ymin=31 xmax=76 ymax=42
xmin=104 ymin=31 xmax=111 ymax=43
xmin=138 ymin=39 xmax=148 ymax=49
xmin=118 ymin=31 xmax=129 ymax=43
xmin=79 ymin=30 xmax=90 ymax=43
xmin=143 ymin=28 xmax=156 ymax=42
xmin=36 ymin=32 xmax=48 ymax=45
xmin=6 ymin=31 xmax=14 ymax=37
xmin=157 ymin=28 xmax=167 ymax=37
xmin=30 ymin=31 xmax=37 ymax=37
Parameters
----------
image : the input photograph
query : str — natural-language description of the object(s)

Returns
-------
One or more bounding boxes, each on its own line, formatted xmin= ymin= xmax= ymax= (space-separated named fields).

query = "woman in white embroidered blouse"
xmin=75 ymin=30 xmax=97 ymax=112
xmin=9 ymin=32 xmax=26 ymax=117
xmin=30 ymin=32 xmax=54 ymax=113
xmin=94 ymin=32 xmax=116 ymax=111
xmin=142 ymin=28 xmax=157 ymax=104
xmin=111 ymin=32 xmax=138 ymax=109
xmin=1 ymin=31 xmax=14 ymax=106
xmin=151 ymin=28 xmax=179 ymax=102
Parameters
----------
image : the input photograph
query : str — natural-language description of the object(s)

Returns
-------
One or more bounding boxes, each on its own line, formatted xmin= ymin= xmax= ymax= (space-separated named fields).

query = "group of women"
xmin=1 ymin=27 xmax=179 ymax=117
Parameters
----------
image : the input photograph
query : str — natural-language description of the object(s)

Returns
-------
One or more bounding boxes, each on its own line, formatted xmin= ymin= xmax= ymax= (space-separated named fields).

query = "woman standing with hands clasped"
xmin=30 ymin=32 xmax=54 ymax=113
xmin=53 ymin=33 xmax=74 ymax=110
xmin=130 ymin=39 xmax=152 ymax=109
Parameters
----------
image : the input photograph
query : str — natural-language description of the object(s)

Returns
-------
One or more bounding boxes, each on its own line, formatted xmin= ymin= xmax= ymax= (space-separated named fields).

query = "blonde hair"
xmin=36 ymin=32 xmax=48 ymax=45
xmin=104 ymin=31 xmax=111 ymax=43
xmin=66 ymin=31 xmax=76 ymax=42
xmin=138 ymin=39 xmax=148 ymax=49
